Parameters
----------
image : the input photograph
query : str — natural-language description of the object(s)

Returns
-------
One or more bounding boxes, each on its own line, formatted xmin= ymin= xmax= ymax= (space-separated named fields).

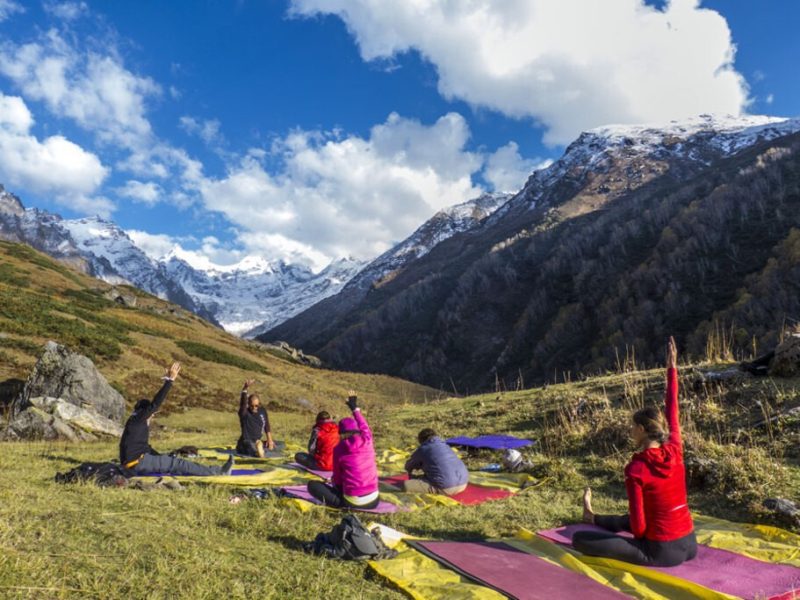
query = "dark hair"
xmin=134 ymin=399 xmax=150 ymax=412
xmin=632 ymin=407 xmax=668 ymax=443
xmin=316 ymin=410 xmax=331 ymax=422
xmin=418 ymin=428 xmax=437 ymax=444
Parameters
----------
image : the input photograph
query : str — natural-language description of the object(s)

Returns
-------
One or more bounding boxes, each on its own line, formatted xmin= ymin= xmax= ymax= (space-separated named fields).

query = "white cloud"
xmin=0 ymin=0 xmax=23 ymax=22
xmin=115 ymin=179 xmax=162 ymax=205
xmin=765 ymin=94 xmax=774 ymax=105
xmin=483 ymin=142 xmax=549 ymax=192
xmin=179 ymin=116 xmax=223 ymax=145
xmin=0 ymin=92 xmax=110 ymax=214
xmin=290 ymin=0 xmax=749 ymax=145
xmin=126 ymin=229 xmax=177 ymax=259
xmin=0 ymin=29 xmax=160 ymax=150
xmin=43 ymin=1 xmax=88 ymax=21
xmin=197 ymin=112 xmax=484 ymax=267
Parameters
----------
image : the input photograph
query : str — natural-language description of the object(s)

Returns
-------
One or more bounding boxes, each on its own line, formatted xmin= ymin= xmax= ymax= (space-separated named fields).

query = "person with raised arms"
xmin=120 ymin=362 xmax=234 ymax=476
xmin=236 ymin=379 xmax=275 ymax=457
xmin=575 ymin=337 xmax=697 ymax=566
xmin=306 ymin=391 xmax=379 ymax=509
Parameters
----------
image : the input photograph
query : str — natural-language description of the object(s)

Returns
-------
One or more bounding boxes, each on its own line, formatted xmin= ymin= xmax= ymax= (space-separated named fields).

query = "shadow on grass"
xmin=268 ymin=534 xmax=308 ymax=553
xmin=38 ymin=453 xmax=84 ymax=465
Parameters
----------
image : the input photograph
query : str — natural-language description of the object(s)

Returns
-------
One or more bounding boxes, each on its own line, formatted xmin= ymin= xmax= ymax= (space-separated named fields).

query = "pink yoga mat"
xmin=411 ymin=540 xmax=628 ymax=600
xmin=380 ymin=474 xmax=513 ymax=506
xmin=280 ymin=485 xmax=403 ymax=514
xmin=287 ymin=462 xmax=333 ymax=479
xmin=538 ymin=523 xmax=800 ymax=600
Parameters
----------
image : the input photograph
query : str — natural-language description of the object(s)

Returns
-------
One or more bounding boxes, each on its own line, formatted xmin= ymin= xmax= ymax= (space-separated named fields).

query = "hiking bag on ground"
xmin=302 ymin=514 xmax=398 ymax=560
xmin=55 ymin=461 xmax=131 ymax=487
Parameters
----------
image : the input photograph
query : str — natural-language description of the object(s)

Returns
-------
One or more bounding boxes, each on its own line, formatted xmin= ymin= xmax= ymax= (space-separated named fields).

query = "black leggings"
xmin=294 ymin=452 xmax=320 ymax=470
xmin=573 ymin=514 xmax=697 ymax=567
xmin=306 ymin=481 xmax=379 ymax=510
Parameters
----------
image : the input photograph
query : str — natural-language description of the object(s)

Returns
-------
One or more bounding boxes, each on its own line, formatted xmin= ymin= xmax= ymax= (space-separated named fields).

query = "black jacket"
xmin=119 ymin=380 xmax=172 ymax=464
xmin=238 ymin=390 xmax=270 ymax=443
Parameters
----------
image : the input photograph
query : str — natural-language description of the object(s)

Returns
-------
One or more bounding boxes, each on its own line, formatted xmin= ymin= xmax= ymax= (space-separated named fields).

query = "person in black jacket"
xmin=235 ymin=379 xmax=275 ymax=457
xmin=120 ymin=362 xmax=234 ymax=476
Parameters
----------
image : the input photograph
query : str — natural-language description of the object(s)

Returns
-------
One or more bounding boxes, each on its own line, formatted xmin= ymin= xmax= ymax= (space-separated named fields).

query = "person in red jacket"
xmin=295 ymin=411 xmax=340 ymax=471
xmin=574 ymin=337 xmax=697 ymax=567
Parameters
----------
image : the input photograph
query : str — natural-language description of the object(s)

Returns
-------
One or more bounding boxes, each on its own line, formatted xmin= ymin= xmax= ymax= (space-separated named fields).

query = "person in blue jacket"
xmin=403 ymin=428 xmax=469 ymax=495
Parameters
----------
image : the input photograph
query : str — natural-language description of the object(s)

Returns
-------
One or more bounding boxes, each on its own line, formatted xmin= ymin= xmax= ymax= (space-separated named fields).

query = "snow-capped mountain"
xmin=263 ymin=113 xmax=800 ymax=390
xmin=345 ymin=192 xmax=512 ymax=292
xmin=493 ymin=114 xmax=800 ymax=222
xmin=164 ymin=250 xmax=364 ymax=336
xmin=0 ymin=189 xmax=364 ymax=333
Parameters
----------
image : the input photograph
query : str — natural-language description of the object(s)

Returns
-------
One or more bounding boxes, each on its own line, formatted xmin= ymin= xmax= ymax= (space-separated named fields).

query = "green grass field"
xmin=1 ymin=365 xmax=799 ymax=599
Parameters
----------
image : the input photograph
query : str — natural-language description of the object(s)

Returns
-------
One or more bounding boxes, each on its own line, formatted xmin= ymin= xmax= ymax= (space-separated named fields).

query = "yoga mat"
xmin=380 ymin=474 xmax=513 ymax=506
xmin=288 ymin=462 xmax=333 ymax=479
xmin=409 ymin=540 xmax=629 ymax=600
xmin=446 ymin=434 xmax=534 ymax=450
xmin=280 ymin=485 xmax=402 ymax=514
xmin=539 ymin=523 xmax=800 ymax=600
xmin=140 ymin=468 xmax=264 ymax=477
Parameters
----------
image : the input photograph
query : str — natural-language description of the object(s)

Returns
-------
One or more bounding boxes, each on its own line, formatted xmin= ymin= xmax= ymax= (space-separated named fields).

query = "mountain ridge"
xmin=262 ymin=114 xmax=800 ymax=391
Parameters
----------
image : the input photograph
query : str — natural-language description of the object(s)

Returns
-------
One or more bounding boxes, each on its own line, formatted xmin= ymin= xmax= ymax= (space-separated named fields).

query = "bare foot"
xmin=582 ymin=487 xmax=596 ymax=524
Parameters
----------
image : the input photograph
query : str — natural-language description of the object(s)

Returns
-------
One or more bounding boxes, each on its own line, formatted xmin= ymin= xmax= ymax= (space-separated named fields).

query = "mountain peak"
xmin=0 ymin=184 xmax=25 ymax=217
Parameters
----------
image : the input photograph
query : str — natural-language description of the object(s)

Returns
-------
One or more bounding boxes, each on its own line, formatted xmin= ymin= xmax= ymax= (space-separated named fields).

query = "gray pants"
xmin=133 ymin=453 xmax=221 ymax=477
xmin=402 ymin=477 xmax=468 ymax=496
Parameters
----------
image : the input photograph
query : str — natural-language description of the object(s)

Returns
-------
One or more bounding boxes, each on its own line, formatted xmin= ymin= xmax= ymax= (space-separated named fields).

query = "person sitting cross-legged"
xmin=120 ymin=362 xmax=234 ymax=477
xmin=306 ymin=391 xmax=379 ymax=510
xmin=295 ymin=411 xmax=339 ymax=471
xmin=574 ymin=337 xmax=697 ymax=567
xmin=235 ymin=379 xmax=275 ymax=458
xmin=402 ymin=428 xmax=469 ymax=496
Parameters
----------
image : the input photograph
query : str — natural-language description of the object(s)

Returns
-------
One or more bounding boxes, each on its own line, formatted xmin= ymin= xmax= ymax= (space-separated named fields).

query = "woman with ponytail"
xmin=575 ymin=336 xmax=697 ymax=566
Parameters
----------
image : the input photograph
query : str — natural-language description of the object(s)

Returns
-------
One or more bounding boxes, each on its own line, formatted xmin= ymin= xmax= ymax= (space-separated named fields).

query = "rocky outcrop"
xmin=4 ymin=396 xmax=122 ymax=441
xmin=4 ymin=342 xmax=126 ymax=441
xmin=770 ymin=332 xmax=800 ymax=377
xmin=103 ymin=286 xmax=137 ymax=308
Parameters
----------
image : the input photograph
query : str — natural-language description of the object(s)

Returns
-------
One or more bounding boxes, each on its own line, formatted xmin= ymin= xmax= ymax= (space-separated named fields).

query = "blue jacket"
xmin=405 ymin=437 xmax=469 ymax=489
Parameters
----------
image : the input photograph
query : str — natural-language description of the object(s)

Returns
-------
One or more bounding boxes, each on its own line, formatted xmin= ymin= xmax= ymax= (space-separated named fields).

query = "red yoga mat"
xmin=380 ymin=474 xmax=513 ymax=505
xmin=409 ymin=540 xmax=628 ymax=600
xmin=538 ymin=523 xmax=800 ymax=600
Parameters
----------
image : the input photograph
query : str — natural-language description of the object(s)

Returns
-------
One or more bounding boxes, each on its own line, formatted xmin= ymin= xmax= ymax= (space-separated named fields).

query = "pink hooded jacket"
xmin=332 ymin=409 xmax=378 ymax=497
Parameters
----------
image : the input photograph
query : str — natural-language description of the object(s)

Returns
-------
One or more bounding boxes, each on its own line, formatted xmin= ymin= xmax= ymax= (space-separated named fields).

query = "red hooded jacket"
xmin=309 ymin=420 xmax=340 ymax=471
xmin=624 ymin=367 xmax=694 ymax=541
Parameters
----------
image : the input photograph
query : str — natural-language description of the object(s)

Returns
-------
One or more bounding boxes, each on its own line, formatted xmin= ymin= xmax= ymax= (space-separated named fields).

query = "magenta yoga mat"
xmin=409 ymin=540 xmax=629 ymax=600
xmin=287 ymin=462 xmax=333 ymax=479
xmin=538 ymin=523 xmax=800 ymax=600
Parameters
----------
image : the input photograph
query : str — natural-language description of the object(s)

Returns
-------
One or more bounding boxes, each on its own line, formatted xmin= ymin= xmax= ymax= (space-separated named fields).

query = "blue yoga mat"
xmin=446 ymin=434 xmax=534 ymax=450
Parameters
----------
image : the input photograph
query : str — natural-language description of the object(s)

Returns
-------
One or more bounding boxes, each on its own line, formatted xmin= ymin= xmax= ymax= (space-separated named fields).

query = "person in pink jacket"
xmin=307 ymin=390 xmax=379 ymax=509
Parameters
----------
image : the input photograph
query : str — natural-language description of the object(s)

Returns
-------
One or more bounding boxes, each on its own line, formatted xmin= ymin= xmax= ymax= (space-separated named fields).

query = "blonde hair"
xmin=632 ymin=407 xmax=668 ymax=443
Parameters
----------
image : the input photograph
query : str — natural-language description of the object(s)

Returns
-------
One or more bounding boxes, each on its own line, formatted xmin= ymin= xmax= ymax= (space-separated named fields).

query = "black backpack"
xmin=303 ymin=515 xmax=398 ymax=561
xmin=55 ymin=461 xmax=131 ymax=487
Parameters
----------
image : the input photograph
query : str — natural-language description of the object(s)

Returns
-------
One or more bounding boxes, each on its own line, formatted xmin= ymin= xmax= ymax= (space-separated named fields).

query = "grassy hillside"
xmin=0 ymin=240 xmax=435 ymax=415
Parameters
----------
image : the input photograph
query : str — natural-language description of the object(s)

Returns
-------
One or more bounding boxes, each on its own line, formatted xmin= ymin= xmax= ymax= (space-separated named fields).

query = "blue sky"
xmin=0 ymin=0 xmax=797 ymax=270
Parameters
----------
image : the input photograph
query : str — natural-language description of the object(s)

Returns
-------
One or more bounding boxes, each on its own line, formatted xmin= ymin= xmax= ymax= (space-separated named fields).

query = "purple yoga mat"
xmin=287 ymin=462 xmax=333 ymax=479
xmin=411 ymin=540 xmax=628 ymax=600
xmin=446 ymin=434 xmax=534 ymax=450
xmin=538 ymin=523 xmax=800 ymax=600
xmin=280 ymin=485 xmax=402 ymax=514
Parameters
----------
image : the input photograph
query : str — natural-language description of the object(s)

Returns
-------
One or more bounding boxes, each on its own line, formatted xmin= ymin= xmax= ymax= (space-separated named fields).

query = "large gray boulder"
xmin=15 ymin=341 xmax=125 ymax=423
xmin=4 ymin=396 xmax=122 ymax=441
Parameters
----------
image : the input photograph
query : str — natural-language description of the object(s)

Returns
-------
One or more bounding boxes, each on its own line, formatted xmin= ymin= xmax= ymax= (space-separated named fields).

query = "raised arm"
xmin=347 ymin=390 xmax=372 ymax=444
xmin=239 ymin=379 xmax=254 ymax=417
xmin=144 ymin=362 xmax=180 ymax=418
xmin=665 ymin=337 xmax=681 ymax=447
